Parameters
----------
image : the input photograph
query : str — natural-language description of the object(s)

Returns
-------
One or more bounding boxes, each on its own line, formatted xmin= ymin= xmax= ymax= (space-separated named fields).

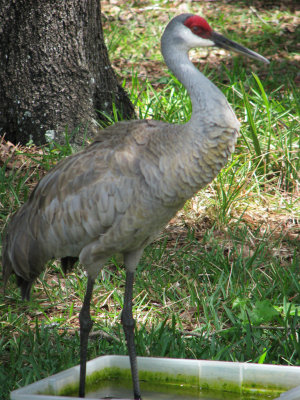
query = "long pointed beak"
xmin=211 ymin=31 xmax=270 ymax=64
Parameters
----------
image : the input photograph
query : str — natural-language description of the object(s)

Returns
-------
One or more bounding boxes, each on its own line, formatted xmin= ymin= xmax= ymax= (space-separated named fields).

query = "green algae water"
xmin=61 ymin=367 xmax=283 ymax=399
xmin=84 ymin=380 xmax=267 ymax=399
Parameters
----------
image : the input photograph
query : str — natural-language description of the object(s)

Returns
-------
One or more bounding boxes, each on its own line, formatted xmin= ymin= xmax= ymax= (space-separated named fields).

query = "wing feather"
xmin=2 ymin=119 xmax=180 ymax=288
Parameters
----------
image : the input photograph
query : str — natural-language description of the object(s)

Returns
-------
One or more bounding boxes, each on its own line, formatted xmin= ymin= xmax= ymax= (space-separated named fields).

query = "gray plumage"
xmin=2 ymin=13 xmax=268 ymax=399
xmin=3 ymin=116 xmax=237 ymax=290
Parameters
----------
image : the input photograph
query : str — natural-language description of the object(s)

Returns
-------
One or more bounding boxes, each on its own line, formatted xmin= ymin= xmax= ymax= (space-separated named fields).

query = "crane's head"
xmin=162 ymin=14 xmax=269 ymax=64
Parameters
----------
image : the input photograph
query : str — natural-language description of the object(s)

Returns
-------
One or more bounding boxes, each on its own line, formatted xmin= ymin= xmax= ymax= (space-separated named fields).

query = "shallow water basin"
xmin=10 ymin=356 xmax=300 ymax=400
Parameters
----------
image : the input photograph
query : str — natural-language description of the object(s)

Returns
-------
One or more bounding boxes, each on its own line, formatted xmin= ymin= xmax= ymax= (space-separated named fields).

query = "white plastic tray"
xmin=10 ymin=355 xmax=300 ymax=400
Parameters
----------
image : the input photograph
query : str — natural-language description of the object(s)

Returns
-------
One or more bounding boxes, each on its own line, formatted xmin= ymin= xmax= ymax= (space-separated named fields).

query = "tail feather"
xmin=2 ymin=229 xmax=34 ymax=300
xmin=2 ymin=209 xmax=47 ymax=300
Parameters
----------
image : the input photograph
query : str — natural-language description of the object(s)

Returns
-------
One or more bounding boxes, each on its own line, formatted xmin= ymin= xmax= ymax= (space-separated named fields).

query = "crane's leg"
xmin=79 ymin=275 xmax=95 ymax=398
xmin=121 ymin=270 xmax=141 ymax=400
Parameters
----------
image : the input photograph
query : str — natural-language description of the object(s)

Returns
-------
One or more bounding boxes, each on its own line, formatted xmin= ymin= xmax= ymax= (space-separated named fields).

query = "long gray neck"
xmin=155 ymin=31 xmax=240 ymax=203
xmin=161 ymin=39 xmax=239 ymax=130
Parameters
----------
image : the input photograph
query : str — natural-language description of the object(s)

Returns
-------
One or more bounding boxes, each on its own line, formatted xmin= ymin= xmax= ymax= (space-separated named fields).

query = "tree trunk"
xmin=0 ymin=0 xmax=134 ymax=145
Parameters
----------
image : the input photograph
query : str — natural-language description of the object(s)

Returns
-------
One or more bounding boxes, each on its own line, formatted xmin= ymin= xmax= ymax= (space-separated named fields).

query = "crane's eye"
xmin=191 ymin=26 xmax=201 ymax=34
xmin=191 ymin=25 xmax=210 ymax=39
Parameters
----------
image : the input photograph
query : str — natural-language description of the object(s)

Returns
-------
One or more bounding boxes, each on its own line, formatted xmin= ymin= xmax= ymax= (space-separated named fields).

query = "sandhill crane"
xmin=2 ymin=14 xmax=269 ymax=400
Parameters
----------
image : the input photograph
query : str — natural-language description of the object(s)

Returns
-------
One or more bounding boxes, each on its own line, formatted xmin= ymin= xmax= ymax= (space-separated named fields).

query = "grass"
xmin=1 ymin=1 xmax=299 ymax=399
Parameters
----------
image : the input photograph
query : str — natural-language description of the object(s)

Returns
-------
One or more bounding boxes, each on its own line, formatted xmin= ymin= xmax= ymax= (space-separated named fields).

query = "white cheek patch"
xmin=183 ymin=28 xmax=214 ymax=48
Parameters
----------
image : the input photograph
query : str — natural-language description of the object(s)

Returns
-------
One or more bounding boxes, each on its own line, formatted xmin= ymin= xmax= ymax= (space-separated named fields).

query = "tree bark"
xmin=0 ymin=0 xmax=134 ymax=145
